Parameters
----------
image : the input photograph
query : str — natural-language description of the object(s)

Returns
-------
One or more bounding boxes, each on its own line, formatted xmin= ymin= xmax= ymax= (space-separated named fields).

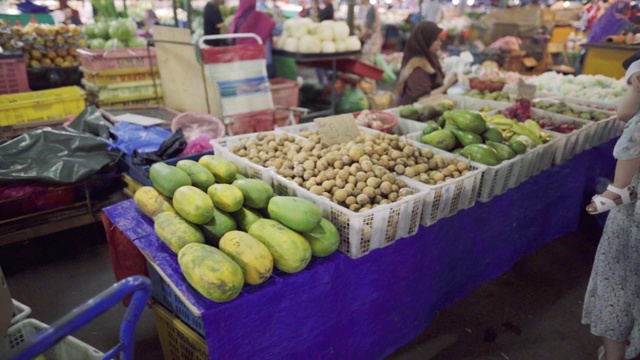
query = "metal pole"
xmin=347 ymin=0 xmax=355 ymax=35
xmin=186 ymin=0 xmax=192 ymax=33
xmin=173 ymin=0 xmax=179 ymax=27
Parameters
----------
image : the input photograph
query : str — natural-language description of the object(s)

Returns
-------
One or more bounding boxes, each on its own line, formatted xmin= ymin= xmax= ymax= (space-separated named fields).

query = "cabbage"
xmin=321 ymin=41 xmax=336 ymax=53
xmin=284 ymin=38 xmax=298 ymax=53
xmin=104 ymin=38 xmax=126 ymax=49
xmin=345 ymin=36 xmax=361 ymax=51
xmin=298 ymin=35 xmax=321 ymax=54
xmin=332 ymin=22 xmax=350 ymax=41
xmin=335 ymin=41 xmax=346 ymax=52
xmin=338 ymin=85 xmax=369 ymax=113
xmin=84 ymin=23 xmax=96 ymax=39
xmin=316 ymin=23 xmax=333 ymax=41
xmin=94 ymin=22 xmax=110 ymax=40
xmin=127 ymin=37 xmax=147 ymax=48
xmin=89 ymin=38 xmax=106 ymax=49
xmin=274 ymin=36 xmax=287 ymax=50
xmin=307 ymin=23 xmax=319 ymax=35
xmin=109 ymin=19 xmax=137 ymax=41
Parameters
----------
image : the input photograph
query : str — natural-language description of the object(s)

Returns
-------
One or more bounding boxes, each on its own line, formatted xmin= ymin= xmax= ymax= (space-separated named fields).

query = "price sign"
xmin=517 ymin=79 xmax=536 ymax=100
xmin=314 ymin=114 xmax=361 ymax=145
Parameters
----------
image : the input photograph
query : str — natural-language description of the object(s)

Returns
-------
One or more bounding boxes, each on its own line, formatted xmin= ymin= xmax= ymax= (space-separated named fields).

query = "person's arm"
xmin=618 ymin=83 xmax=640 ymax=122
xmin=419 ymin=73 xmax=458 ymax=99
xmin=360 ymin=6 xmax=375 ymax=40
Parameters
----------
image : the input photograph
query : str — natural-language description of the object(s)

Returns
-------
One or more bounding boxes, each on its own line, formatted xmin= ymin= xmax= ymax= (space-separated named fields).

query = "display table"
xmin=102 ymin=139 xmax=617 ymax=359
xmin=582 ymin=43 xmax=640 ymax=79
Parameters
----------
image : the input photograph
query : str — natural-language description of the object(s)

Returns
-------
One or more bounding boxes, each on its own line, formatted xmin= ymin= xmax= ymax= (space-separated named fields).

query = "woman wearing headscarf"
xmin=232 ymin=0 xmax=279 ymax=76
xmin=396 ymin=21 xmax=457 ymax=106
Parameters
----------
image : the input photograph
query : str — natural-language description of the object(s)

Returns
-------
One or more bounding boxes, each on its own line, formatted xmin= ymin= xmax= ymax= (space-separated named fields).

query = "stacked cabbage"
xmin=529 ymin=72 xmax=626 ymax=105
xmin=274 ymin=18 xmax=361 ymax=54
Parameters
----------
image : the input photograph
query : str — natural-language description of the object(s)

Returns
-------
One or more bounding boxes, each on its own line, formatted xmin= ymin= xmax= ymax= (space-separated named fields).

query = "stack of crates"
xmin=0 ymin=86 xmax=86 ymax=127
xmin=0 ymin=52 xmax=30 ymax=95
xmin=77 ymin=48 xmax=162 ymax=108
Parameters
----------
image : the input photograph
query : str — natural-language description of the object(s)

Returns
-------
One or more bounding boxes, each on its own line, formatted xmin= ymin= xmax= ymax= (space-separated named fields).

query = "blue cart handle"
xmin=5 ymin=276 xmax=151 ymax=360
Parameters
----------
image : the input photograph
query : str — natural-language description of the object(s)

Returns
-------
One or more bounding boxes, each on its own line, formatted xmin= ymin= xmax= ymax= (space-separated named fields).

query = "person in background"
xmin=63 ymin=5 xmax=82 ymax=25
xmin=421 ymin=0 xmax=443 ymax=23
xmin=300 ymin=0 xmax=320 ymax=22
xmin=358 ymin=0 xmax=383 ymax=63
xmin=204 ymin=0 xmax=227 ymax=46
xmin=139 ymin=9 xmax=160 ymax=38
xmin=319 ymin=0 xmax=334 ymax=21
xmin=396 ymin=21 xmax=457 ymax=105
xmin=232 ymin=0 xmax=279 ymax=77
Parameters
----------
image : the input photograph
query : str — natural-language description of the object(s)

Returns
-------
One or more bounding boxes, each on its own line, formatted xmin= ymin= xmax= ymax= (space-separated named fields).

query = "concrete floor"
xmin=0 ymin=216 xmax=626 ymax=360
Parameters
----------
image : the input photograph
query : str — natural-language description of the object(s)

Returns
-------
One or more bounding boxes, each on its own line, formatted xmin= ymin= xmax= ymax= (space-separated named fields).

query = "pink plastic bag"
xmin=178 ymin=135 xmax=214 ymax=157
xmin=171 ymin=112 xmax=225 ymax=142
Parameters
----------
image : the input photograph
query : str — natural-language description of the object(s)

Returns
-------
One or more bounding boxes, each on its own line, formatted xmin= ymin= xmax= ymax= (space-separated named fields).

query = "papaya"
xmin=482 ymin=125 xmax=504 ymax=143
xmin=267 ymin=196 xmax=322 ymax=233
xmin=219 ymin=231 xmax=273 ymax=285
xmin=172 ymin=186 xmax=215 ymax=224
xmin=462 ymin=144 xmax=501 ymax=166
xmin=149 ymin=162 xmax=192 ymax=198
xmin=421 ymin=120 xmax=441 ymax=135
xmin=198 ymin=155 xmax=237 ymax=184
xmin=176 ymin=159 xmax=215 ymax=191
xmin=248 ymin=219 xmax=312 ymax=273
xmin=232 ymin=179 xmax=274 ymax=209
xmin=303 ymin=218 xmax=340 ymax=257
xmin=508 ymin=137 xmax=528 ymax=155
xmin=420 ymin=129 xmax=457 ymax=151
xmin=486 ymin=141 xmax=516 ymax=161
xmin=450 ymin=127 xmax=483 ymax=147
xmin=207 ymin=184 xmax=244 ymax=212
xmin=444 ymin=110 xmax=486 ymax=134
xmin=232 ymin=207 xmax=263 ymax=232
xmin=154 ymin=212 xmax=205 ymax=254
xmin=234 ymin=173 xmax=247 ymax=180
xmin=133 ymin=186 xmax=174 ymax=218
xmin=178 ymin=243 xmax=244 ymax=302
xmin=200 ymin=207 xmax=237 ymax=246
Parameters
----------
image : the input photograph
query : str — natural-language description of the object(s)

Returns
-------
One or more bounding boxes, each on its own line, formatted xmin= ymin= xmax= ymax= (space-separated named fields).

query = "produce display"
xmin=274 ymin=18 xmax=361 ymax=54
xmin=465 ymin=90 xmax=511 ymax=102
xmin=527 ymin=72 xmax=626 ymax=105
xmin=0 ymin=22 xmax=87 ymax=68
xmin=133 ymin=155 xmax=339 ymax=303
xmin=397 ymin=99 xmax=454 ymax=123
xmin=501 ymin=99 xmax=581 ymax=134
xmin=84 ymin=19 xmax=147 ymax=50
xmin=229 ymin=132 xmax=472 ymax=213
xmin=419 ymin=110 xmax=552 ymax=166
xmin=532 ymin=101 xmax=611 ymax=122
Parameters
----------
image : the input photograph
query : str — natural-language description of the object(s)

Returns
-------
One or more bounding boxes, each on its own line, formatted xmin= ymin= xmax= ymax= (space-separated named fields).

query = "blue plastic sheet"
xmin=103 ymin=139 xmax=617 ymax=360
xmin=110 ymin=123 xmax=171 ymax=156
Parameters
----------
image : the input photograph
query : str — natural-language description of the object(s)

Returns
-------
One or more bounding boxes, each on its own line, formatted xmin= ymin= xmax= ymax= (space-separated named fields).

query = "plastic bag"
xmin=110 ymin=122 xmax=172 ymax=156
xmin=132 ymin=129 xmax=188 ymax=166
xmin=337 ymin=85 xmax=370 ymax=114
xmin=375 ymin=53 xmax=398 ymax=83
xmin=179 ymin=135 xmax=214 ymax=157
xmin=172 ymin=112 xmax=225 ymax=142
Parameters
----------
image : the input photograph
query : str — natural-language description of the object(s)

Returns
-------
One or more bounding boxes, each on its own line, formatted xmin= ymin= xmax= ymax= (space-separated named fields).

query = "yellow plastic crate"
xmin=80 ymin=66 xmax=160 ymax=85
xmin=97 ymin=94 xmax=162 ymax=108
xmin=151 ymin=302 xmax=209 ymax=360
xmin=82 ymin=79 xmax=163 ymax=102
xmin=0 ymin=86 xmax=86 ymax=126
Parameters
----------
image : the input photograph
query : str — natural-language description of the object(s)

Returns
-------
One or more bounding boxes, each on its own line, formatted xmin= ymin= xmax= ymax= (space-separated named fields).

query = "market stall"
xmin=582 ymin=43 xmax=640 ymax=79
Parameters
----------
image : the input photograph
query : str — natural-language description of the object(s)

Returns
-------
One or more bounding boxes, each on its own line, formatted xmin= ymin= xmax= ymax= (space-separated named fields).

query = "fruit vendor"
xmin=396 ymin=22 xmax=457 ymax=106
xmin=204 ymin=0 xmax=227 ymax=46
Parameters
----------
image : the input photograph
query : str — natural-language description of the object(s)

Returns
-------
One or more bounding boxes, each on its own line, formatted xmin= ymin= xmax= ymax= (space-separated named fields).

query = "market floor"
xmin=0 ymin=216 xmax=618 ymax=360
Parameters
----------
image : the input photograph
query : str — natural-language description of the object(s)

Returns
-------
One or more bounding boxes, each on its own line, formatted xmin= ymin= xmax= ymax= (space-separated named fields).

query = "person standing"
xmin=358 ymin=0 xmax=383 ymax=64
xmin=204 ymin=0 xmax=227 ymax=46
xmin=232 ymin=0 xmax=278 ymax=76
xmin=319 ymin=0 xmax=334 ymax=21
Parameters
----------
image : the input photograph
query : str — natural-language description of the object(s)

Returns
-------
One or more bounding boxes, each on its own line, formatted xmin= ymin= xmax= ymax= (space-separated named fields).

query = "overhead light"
xmin=467 ymin=0 xmax=474 ymax=5
xmin=369 ymin=0 xmax=376 ymax=4
xmin=453 ymin=0 xmax=459 ymax=5
xmin=563 ymin=1 xmax=570 ymax=7
xmin=514 ymin=0 xmax=520 ymax=4
xmin=385 ymin=0 xmax=392 ymax=3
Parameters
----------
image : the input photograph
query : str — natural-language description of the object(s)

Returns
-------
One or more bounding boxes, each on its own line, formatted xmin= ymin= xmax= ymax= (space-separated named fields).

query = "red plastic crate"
xmin=0 ymin=56 xmax=30 ymax=95
xmin=306 ymin=59 xmax=384 ymax=80
xmin=76 ymin=48 xmax=157 ymax=71
xmin=270 ymin=78 xmax=299 ymax=108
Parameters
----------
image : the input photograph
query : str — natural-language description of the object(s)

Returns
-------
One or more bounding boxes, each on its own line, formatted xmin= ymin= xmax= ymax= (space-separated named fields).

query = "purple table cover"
xmin=104 ymin=140 xmax=617 ymax=360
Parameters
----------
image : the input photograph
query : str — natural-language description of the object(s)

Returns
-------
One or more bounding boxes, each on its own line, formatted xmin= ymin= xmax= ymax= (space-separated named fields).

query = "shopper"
xmin=62 ymin=5 xmax=82 ymax=25
xmin=358 ymin=0 xmax=383 ymax=64
xmin=396 ymin=21 xmax=457 ymax=105
xmin=582 ymin=53 xmax=640 ymax=360
xmin=139 ymin=10 xmax=160 ymax=38
xmin=319 ymin=0 xmax=334 ymax=21
xmin=586 ymin=55 xmax=640 ymax=214
xmin=204 ymin=0 xmax=227 ymax=46
xmin=232 ymin=0 xmax=278 ymax=76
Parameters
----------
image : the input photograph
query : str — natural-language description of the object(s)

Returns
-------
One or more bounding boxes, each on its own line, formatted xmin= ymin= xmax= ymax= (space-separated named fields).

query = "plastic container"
xmin=81 ymin=66 xmax=159 ymax=85
xmin=96 ymin=94 xmax=162 ymax=108
xmin=76 ymin=48 xmax=157 ymax=71
xmin=82 ymin=79 xmax=163 ymax=102
xmin=151 ymin=302 xmax=209 ymax=360
xmin=224 ymin=110 xmax=282 ymax=136
xmin=27 ymin=66 xmax=83 ymax=91
xmin=468 ymin=77 xmax=505 ymax=92
xmin=148 ymin=264 xmax=205 ymax=337
xmin=0 ymin=86 xmax=86 ymax=126
xmin=270 ymin=78 xmax=299 ymax=108
xmin=2 ymin=319 xmax=103 ymax=359
xmin=11 ymin=299 xmax=32 ymax=326
xmin=172 ymin=112 xmax=225 ymax=142
xmin=0 ymin=55 xmax=30 ymax=95
xmin=353 ymin=110 xmax=398 ymax=133
xmin=271 ymin=173 xmax=425 ymax=259
xmin=529 ymin=109 xmax=594 ymax=164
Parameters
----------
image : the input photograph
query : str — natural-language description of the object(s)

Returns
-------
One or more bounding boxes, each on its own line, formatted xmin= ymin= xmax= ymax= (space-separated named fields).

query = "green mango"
xmin=451 ymin=127 xmax=483 ymax=147
xmin=462 ymin=144 xmax=501 ymax=166
xmin=436 ymin=115 xmax=446 ymax=128
xmin=453 ymin=148 xmax=468 ymax=157
xmin=422 ymin=121 xmax=441 ymax=135
xmin=420 ymin=130 xmax=457 ymax=151
xmin=486 ymin=141 xmax=516 ymax=161
xmin=508 ymin=137 xmax=527 ymax=155
xmin=443 ymin=110 xmax=487 ymax=134
xmin=482 ymin=125 xmax=504 ymax=143
xmin=399 ymin=105 xmax=420 ymax=120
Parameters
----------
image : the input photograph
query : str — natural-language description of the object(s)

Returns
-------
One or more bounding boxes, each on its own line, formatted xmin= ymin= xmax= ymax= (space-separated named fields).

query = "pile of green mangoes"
xmin=532 ymin=101 xmax=611 ymax=121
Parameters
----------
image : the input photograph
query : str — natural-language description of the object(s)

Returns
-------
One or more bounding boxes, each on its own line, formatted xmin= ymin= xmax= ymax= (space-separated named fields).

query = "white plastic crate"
xmin=271 ymin=173 xmax=425 ymax=259
xmin=2 ymin=319 xmax=103 ymax=359
xmin=526 ymin=109 xmax=592 ymax=165
xmin=11 ymin=299 xmax=31 ymax=326
xmin=210 ymin=130 xmax=305 ymax=185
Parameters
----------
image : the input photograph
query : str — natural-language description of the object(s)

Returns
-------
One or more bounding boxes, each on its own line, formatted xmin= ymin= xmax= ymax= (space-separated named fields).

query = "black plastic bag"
xmin=132 ymin=128 xmax=188 ymax=166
